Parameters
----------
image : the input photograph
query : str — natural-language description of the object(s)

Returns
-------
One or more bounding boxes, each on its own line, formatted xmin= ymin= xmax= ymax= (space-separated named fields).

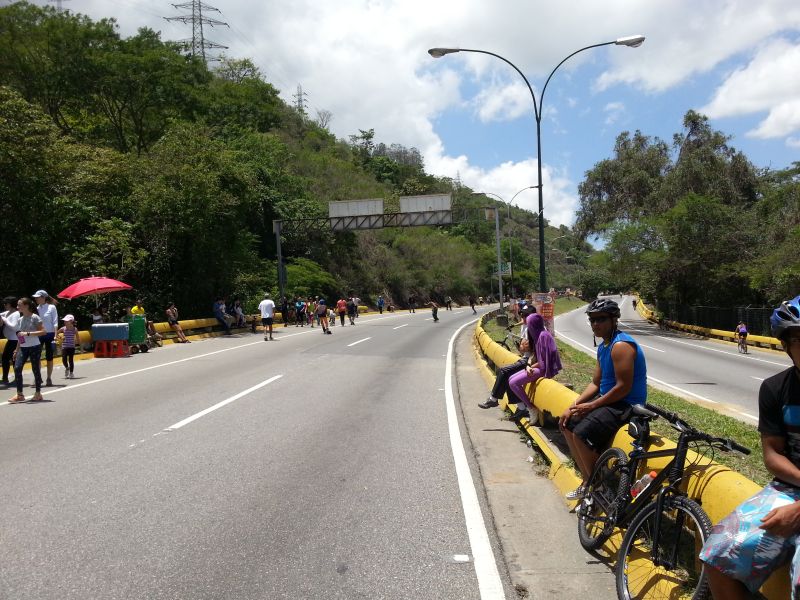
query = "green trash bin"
xmin=126 ymin=315 xmax=149 ymax=352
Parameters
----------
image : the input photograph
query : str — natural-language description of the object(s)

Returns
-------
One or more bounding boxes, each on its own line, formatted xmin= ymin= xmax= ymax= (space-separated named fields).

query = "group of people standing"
xmin=1 ymin=290 xmax=80 ymax=403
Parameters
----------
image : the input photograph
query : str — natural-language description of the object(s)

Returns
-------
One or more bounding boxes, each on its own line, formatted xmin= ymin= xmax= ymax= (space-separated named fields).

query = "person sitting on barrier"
xmin=700 ymin=295 xmax=800 ymax=599
xmin=166 ymin=302 xmax=190 ymax=343
xmin=479 ymin=304 xmax=537 ymax=411
xmin=558 ymin=298 xmax=647 ymax=501
xmin=213 ymin=298 xmax=232 ymax=335
xmin=507 ymin=313 xmax=562 ymax=424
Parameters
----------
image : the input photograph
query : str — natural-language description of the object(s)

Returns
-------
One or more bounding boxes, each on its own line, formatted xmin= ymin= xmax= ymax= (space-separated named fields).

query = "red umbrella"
xmin=57 ymin=276 xmax=132 ymax=300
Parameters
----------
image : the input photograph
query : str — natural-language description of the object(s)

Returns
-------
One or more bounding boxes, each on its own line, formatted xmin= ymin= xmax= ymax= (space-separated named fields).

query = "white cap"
xmin=33 ymin=289 xmax=48 ymax=298
xmin=63 ymin=314 xmax=75 ymax=322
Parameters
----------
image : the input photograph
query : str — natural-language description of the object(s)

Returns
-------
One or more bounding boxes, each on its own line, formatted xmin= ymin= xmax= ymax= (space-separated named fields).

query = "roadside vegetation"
xmin=481 ymin=299 xmax=768 ymax=485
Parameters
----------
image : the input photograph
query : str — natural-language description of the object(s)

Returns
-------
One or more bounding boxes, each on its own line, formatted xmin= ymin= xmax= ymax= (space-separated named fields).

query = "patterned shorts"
xmin=699 ymin=480 xmax=800 ymax=596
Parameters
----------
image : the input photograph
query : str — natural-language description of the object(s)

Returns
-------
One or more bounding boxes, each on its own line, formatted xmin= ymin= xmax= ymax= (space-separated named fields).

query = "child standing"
xmin=58 ymin=314 xmax=79 ymax=379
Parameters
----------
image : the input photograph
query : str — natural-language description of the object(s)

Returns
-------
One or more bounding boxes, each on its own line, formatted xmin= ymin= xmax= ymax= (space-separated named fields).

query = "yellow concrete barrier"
xmin=474 ymin=317 xmax=789 ymax=598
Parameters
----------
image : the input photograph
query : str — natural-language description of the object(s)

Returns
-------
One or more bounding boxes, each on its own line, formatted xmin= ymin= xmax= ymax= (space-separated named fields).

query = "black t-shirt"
xmin=759 ymin=367 xmax=800 ymax=478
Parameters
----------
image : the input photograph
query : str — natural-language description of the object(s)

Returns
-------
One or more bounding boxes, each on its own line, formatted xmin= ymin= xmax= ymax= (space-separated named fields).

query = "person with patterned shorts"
xmin=700 ymin=295 xmax=800 ymax=598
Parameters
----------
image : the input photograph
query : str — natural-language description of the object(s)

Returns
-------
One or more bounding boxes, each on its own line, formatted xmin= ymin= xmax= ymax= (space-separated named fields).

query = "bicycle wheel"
xmin=616 ymin=496 xmax=712 ymax=600
xmin=577 ymin=447 xmax=629 ymax=551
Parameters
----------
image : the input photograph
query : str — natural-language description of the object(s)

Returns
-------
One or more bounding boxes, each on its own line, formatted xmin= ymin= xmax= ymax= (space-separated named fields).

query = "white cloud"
xmin=701 ymin=38 xmax=800 ymax=139
xmin=473 ymin=82 xmax=531 ymax=123
xmin=604 ymin=101 xmax=625 ymax=126
xmin=787 ymin=137 xmax=800 ymax=149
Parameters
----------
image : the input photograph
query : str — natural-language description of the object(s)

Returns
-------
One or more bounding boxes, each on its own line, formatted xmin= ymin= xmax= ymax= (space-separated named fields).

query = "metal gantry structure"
xmin=273 ymin=202 xmax=504 ymax=308
xmin=165 ymin=1 xmax=229 ymax=63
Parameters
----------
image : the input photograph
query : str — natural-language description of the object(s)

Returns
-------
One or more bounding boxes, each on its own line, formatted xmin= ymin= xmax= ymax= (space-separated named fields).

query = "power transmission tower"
xmin=165 ymin=1 xmax=229 ymax=63
xmin=293 ymin=84 xmax=309 ymax=117
xmin=48 ymin=0 xmax=70 ymax=12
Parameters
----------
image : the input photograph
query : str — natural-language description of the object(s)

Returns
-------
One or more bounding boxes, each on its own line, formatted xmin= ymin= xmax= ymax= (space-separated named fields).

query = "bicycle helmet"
xmin=770 ymin=295 xmax=800 ymax=341
xmin=585 ymin=298 xmax=621 ymax=318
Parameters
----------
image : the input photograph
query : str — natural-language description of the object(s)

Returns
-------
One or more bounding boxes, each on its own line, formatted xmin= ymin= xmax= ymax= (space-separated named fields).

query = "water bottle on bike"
xmin=630 ymin=470 xmax=657 ymax=498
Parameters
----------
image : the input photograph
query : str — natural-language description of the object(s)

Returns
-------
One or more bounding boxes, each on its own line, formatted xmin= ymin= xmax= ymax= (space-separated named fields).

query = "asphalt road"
xmin=0 ymin=306 xmax=512 ymax=600
xmin=555 ymin=295 xmax=792 ymax=423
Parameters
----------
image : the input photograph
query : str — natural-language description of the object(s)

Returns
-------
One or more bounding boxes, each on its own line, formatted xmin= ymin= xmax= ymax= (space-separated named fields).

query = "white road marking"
xmin=393 ymin=324 xmax=409 ymax=330
xmin=347 ymin=337 xmax=371 ymax=347
xmin=453 ymin=554 xmax=471 ymax=563
xmin=163 ymin=375 xmax=282 ymax=432
xmin=637 ymin=343 xmax=665 ymax=353
xmin=445 ymin=319 xmax=504 ymax=598
xmin=623 ymin=324 xmax=788 ymax=368
xmin=750 ymin=376 xmax=765 ymax=381
xmin=556 ymin=331 xmax=720 ymax=404
xmin=739 ymin=412 xmax=758 ymax=421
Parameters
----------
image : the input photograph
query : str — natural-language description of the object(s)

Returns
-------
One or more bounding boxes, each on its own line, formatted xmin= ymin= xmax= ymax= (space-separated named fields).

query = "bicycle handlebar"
xmin=645 ymin=403 xmax=751 ymax=455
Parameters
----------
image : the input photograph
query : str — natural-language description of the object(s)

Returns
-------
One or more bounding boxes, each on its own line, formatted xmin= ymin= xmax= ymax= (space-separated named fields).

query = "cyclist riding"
xmin=735 ymin=320 xmax=748 ymax=353
xmin=700 ymin=295 xmax=800 ymax=599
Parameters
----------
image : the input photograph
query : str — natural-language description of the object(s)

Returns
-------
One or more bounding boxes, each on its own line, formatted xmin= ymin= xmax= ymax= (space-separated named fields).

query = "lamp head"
xmin=428 ymin=47 xmax=460 ymax=58
xmin=615 ymin=35 xmax=645 ymax=48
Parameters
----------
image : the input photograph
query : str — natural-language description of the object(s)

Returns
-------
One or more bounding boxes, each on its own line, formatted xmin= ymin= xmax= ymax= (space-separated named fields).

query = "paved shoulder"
xmin=455 ymin=330 xmax=616 ymax=599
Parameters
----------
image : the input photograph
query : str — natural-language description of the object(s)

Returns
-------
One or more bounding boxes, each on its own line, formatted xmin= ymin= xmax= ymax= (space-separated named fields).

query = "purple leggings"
xmin=508 ymin=368 xmax=542 ymax=411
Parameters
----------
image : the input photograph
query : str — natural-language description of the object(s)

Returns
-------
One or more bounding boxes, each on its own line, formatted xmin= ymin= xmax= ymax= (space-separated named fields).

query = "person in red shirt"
xmin=336 ymin=298 xmax=347 ymax=327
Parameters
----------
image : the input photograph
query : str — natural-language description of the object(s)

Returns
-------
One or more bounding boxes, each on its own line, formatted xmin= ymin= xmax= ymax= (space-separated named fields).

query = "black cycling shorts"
xmin=566 ymin=401 xmax=633 ymax=452
xmin=262 ymin=317 xmax=274 ymax=326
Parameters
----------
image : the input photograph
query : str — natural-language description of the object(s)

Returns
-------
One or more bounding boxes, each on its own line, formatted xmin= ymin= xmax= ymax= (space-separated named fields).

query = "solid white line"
xmin=623 ymin=324 xmax=788 ymax=368
xmin=347 ymin=337 xmax=371 ymax=347
xmin=739 ymin=412 xmax=758 ymax=421
xmin=163 ymin=375 xmax=282 ymax=431
xmin=445 ymin=318 xmax=504 ymax=598
xmin=637 ymin=342 xmax=665 ymax=353
xmin=557 ymin=331 xmax=719 ymax=404
xmin=750 ymin=376 xmax=765 ymax=381
xmin=393 ymin=324 xmax=409 ymax=330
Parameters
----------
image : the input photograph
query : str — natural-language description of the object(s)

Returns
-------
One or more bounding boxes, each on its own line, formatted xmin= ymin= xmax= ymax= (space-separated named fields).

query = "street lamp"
xmin=429 ymin=35 xmax=645 ymax=292
xmin=475 ymin=187 xmax=537 ymax=298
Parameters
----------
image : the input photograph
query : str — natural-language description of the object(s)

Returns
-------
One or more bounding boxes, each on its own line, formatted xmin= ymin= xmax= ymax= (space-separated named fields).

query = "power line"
xmin=165 ymin=1 xmax=228 ymax=63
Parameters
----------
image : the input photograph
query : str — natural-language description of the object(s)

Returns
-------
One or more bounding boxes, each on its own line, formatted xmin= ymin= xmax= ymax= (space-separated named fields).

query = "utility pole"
xmin=165 ymin=1 xmax=229 ymax=63
xmin=293 ymin=84 xmax=309 ymax=116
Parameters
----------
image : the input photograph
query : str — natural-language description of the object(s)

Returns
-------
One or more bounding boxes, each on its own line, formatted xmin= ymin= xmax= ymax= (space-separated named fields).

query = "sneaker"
xmin=478 ymin=397 xmax=499 ymax=409
xmin=46 ymin=378 xmax=53 ymax=387
xmin=565 ymin=485 xmax=586 ymax=501
xmin=269 ymin=336 xmax=274 ymax=341
xmin=510 ymin=408 xmax=530 ymax=421
xmin=264 ymin=336 xmax=269 ymax=341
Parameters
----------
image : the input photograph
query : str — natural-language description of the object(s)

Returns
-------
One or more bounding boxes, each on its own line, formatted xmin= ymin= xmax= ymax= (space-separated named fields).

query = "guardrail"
xmin=635 ymin=299 xmax=782 ymax=350
xmin=474 ymin=314 xmax=788 ymax=598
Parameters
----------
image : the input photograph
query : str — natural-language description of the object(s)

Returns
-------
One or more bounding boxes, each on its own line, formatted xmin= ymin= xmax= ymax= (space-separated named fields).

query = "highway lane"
xmin=555 ymin=295 xmax=792 ymax=422
xmin=0 ymin=307 xmax=510 ymax=599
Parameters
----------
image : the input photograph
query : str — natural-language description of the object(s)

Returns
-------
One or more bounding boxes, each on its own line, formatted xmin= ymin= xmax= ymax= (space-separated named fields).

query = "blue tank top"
xmin=597 ymin=330 xmax=647 ymax=405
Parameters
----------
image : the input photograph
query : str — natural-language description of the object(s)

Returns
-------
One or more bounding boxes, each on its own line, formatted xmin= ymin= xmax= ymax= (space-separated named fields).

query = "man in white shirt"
xmin=258 ymin=293 xmax=276 ymax=341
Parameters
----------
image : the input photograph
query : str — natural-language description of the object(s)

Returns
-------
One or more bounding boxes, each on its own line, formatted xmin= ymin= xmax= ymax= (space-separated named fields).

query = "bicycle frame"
xmin=608 ymin=429 xmax=708 ymax=567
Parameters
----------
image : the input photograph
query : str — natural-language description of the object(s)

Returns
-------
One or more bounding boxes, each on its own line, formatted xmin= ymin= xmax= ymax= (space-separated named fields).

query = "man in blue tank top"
xmin=559 ymin=298 xmax=647 ymax=501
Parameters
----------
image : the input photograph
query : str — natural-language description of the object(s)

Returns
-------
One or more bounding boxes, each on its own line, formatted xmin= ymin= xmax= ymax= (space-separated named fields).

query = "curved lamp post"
xmin=429 ymin=35 xmax=645 ymax=292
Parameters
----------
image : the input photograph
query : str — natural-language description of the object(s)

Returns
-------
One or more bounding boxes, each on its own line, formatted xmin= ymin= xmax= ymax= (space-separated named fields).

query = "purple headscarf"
xmin=526 ymin=313 xmax=562 ymax=379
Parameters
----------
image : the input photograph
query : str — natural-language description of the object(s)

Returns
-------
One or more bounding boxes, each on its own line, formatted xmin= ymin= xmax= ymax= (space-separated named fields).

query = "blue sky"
xmin=23 ymin=0 xmax=800 ymax=228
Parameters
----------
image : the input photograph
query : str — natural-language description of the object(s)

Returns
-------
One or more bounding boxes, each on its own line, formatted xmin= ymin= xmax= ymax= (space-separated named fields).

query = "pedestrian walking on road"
xmin=336 ymin=298 xmax=347 ymax=326
xmin=258 ymin=293 xmax=276 ymax=340
xmin=346 ymin=296 xmax=357 ymax=325
xmin=58 ymin=314 xmax=79 ymax=378
xmin=33 ymin=289 xmax=57 ymax=386
xmin=408 ymin=295 xmax=416 ymax=313
xmin=9 ymin=297 xmax=46 ymax=403
xmin=445 ymin=295 xmax=452 ymax=310
xmin=1 ymin=296 xmax=20 ymax=385
xmin=469 ymin=296 xmax=477 ymax=314
xmin=377 ymin=295 xmax=385 ymax=314
xmin=316 ymin=299 xmax=331 ymax=334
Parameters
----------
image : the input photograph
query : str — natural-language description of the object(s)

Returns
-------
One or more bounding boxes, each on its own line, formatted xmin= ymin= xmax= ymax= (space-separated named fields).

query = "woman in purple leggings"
xmin=508 ymin=313 xmax=562 ymax=419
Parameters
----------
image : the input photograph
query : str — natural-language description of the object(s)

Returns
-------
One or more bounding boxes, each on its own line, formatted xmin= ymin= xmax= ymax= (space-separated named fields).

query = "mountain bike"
xmin=737 ymin=334 xmax=748 ymax=354
xmin=499 ymin=325 xmax=522 ymax=351
xmin=576 ymin=403 xmax=750 ymax=600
